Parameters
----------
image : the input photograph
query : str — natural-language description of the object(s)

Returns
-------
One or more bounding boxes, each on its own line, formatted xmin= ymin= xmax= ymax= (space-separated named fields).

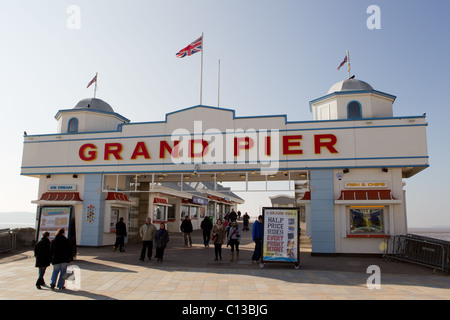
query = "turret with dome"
xmin=55 ymin=97 xmax=129 ymax=134
xmin=309 ymin=77 xmax=396 ymax=121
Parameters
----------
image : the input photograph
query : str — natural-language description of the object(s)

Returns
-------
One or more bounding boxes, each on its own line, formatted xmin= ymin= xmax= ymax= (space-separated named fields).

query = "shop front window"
xmin=181 ymin=205 xmax=190 ymax=219
xmin=349 ymin=207 xmax=384 ymax=234
xmin=207 ymin=202 xmax=215 ymax=216
xmin=167 ymin=205 xmax=175 ymax=221
xmin=110 ymin=208 xmax=119 ymax=233
xmin=153 ymin=205 xmax=167 ymax=222
xmin=190 ymin=206 xmax=198 ymax=219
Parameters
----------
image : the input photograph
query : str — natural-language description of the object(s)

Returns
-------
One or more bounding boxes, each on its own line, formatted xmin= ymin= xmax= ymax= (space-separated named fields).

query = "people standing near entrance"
xmin=113 ymin=217 xmax=127 ymax=252
xmin=154 ymin=223 xmax=169 ymax=262
xmin=139 ymin=217 xmax=157 ymax=261
xmin=200 ymin=216 xmax=213 ymax=247
xmin=252 ymin=215 xmax=263 ymax=264
xmin=227 ymin=221 xmax=241 ymax=262
xmin=50 ymin=228 xmax=73 ymax=290
xmin=180 ymin=215 xmax=193 ymax=247
xmin=212 ymin=218 xmax=225 ymax=261
xmin=34 ymin=231 xmax=51 ymax=289
xmin=229 ymin=210 xmax=237 ymax=223
xmin=243 ymin=212 xmax=250 ymax=231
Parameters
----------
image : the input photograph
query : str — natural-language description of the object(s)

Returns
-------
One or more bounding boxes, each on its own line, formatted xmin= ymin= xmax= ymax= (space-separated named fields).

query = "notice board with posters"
xmin=37 ymin=206 xmax=72 ymax=241
xmin=262 ymin=207 xmax=300 ymax=268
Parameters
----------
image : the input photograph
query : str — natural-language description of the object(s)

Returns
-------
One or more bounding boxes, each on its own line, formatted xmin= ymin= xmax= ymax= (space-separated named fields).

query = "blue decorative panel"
xmin=80 ymin=174 xmax=105 ymax=246
xmin=310 ymin=169 xmax=335 ymax=253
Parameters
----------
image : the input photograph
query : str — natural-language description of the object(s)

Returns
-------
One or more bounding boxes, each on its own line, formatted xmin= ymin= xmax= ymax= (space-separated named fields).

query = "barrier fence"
xmin=0 ymin=229 xmax=16 ymax=253
xmin=384 ymin=234 xmax=450 ymax=273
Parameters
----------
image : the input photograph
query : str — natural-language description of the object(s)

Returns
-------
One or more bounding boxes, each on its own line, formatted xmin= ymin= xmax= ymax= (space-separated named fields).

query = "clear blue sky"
xmin=1 ymin=0 xmax=449 ymax=228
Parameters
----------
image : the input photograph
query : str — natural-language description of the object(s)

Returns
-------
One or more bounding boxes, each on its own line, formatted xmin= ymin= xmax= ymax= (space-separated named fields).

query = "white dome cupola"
xmin=309 ymin=78 xmax=396 ymax=121
xmin=55 ymin=97 xmax=130 ymax=133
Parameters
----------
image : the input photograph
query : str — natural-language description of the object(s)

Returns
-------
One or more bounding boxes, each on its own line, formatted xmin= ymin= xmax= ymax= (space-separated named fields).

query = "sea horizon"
xmin=1 ymin=211 xmax=450 ymax=240
xmin=0 ymin=212 xmax=36 ymax=230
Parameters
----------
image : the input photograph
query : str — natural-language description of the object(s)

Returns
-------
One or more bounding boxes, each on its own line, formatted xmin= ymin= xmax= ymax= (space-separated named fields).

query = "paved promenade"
xmin=0 ymin=222 xmax=449 ymax=301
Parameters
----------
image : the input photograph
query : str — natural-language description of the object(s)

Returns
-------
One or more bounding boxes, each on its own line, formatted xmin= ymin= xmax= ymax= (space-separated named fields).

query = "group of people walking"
xmin=34 ymin=228 xmax=74 ymax=290
xmin=198 ymin=211 xmax=262 ymax=263
xmin=137 ymin=211 xmax=262 ymax=264
xmin=131 ymin=212 xmax=264 ymax=263
xmin=34 ymin=214 xmax=263 ymax=290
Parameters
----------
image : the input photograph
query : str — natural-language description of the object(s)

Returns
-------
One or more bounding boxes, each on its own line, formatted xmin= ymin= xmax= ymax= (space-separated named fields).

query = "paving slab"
xmin=0 ymin=222 xmax=449 ymax=301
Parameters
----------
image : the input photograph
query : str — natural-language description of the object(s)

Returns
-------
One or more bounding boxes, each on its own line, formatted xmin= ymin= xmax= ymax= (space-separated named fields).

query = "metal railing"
xmin=384 ymin=234 xmax=450 ymax=273
xmin=0 ymin=229 xmax=16 ymax=253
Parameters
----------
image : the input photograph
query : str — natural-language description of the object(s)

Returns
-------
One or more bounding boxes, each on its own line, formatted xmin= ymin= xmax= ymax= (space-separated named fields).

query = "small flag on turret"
xmin=337 ymin=56 xmax=348 ymax=70
xmin=87 ymin=74 xmax=97 ymax=88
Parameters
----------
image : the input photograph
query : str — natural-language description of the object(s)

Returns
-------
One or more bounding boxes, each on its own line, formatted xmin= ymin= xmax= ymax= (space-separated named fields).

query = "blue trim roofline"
xmin=24 ymin=102 xmax=426 ymax=139
xmin=24 ymin=105 xmax=425 ymax=138
xmin=309 ymin=89 xmax=397 ymax=111
xmin=20 ymin=164 xmax=430 ymax=177
xmin=23 ymin=122 xmax=427 ymax=142
xmin=20 ymin=155 xmax=430 ymax=170
xmin=118 ymin=104 xmax=422 ymax=131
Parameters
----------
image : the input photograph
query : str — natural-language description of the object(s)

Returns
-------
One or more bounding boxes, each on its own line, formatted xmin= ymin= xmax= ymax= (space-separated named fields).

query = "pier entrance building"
xmin=21 ymin=78 xmax=428 ymax=255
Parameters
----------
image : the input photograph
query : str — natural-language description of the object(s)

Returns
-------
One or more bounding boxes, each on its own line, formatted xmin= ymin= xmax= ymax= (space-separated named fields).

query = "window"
xmin=349 ymin=207 xmax=384 ymax=234
xmin=347 ymin=101 xmax=362 ymax=119
xmin=109 ymin=208 xmax=119 ymax=233
xmin=181 ymin=205 xmax=190 ymax=219
xmin=190 ymin=206 xmax=198 ymax=219
xmin=153 ymin=205 xmax=167 ymax=222
xmin=68 ymin=118 xmax=79 ymax=133
xmin=167 ymin=205 xmax=175 ymax=220
xmin=216 ymin=203 xmax=222 ymax=214
xmin=207 ymin=201 xmax=215 ymax=216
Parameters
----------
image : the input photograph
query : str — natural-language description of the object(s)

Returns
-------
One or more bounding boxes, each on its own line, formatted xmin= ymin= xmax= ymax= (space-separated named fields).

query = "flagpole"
xmin=217 ymin=59 xmax=220 ymax=108
xmin=94 ymin=72 xmax=98 ymax=98
xmin=200 ymin=33 xmax=204 ymax=105
xmin=346 ymin=50 xmax=351 ymax=79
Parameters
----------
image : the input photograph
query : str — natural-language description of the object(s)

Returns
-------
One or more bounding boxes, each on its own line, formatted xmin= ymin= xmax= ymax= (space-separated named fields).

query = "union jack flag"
xmin=86 ymin=74 xmax=97 ymax=88
xmin=337 ymin=56 xmax=348 ymax=70
xmin=176 ymin=35 xmax=203 ymax=58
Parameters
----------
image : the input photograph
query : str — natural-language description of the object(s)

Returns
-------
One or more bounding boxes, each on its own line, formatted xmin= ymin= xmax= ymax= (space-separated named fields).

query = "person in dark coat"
xmin=229 ymin=210 xmax=237 ymax=223
xmin=154 ymin=223 xmax=169 ymax=262
xmin=34 ymin=231 xmax=51 ymax=289
xmin=252 ymin=215 xmax=263 ymax=263
xmin=180 ymin=215 xmax=193 ymax=247
xmin=50 ymin=228 xmax=73 ymax=290
xmin=113 ymin=217 xmax=127 ymax=252
xmin=200 ymin=216 xmax=213 ymax=247
xmin=243 ymin=212 xmax=250 ymax=231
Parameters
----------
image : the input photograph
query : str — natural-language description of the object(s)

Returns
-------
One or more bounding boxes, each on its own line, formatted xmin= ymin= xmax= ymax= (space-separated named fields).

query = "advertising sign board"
xmin=262 ymin=207 xmax=300 ymax=268
xmin=37 ymin=206 xmax=72 ymax=240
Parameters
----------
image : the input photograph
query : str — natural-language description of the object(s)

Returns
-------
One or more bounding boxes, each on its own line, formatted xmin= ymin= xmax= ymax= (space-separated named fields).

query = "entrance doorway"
xmin=101 ymin=170 xmax=310 ymax=243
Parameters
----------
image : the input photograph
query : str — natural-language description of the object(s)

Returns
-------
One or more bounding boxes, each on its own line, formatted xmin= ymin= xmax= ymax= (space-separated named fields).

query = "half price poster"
xmin=262 ymin=208 xmax=299 ymax=263
xmin=38 ymin=206 xmax=71 ymax=240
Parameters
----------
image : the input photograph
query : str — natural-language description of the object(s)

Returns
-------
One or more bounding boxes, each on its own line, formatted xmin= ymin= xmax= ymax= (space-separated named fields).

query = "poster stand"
xmin=36 ymin=206 xmax=74 ymax=242
xmin=260 ymin=207 xmax=301 ymax=269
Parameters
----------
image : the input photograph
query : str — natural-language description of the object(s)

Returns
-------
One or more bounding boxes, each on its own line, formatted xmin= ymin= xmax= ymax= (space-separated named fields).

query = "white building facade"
xmin=21 ymin=78 xmax=428 ymax=253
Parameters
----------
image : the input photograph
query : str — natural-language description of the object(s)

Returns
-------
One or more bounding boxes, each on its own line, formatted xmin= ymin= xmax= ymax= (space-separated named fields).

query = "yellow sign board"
xmin=345 ymin=181 xmax=387 ymax=189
